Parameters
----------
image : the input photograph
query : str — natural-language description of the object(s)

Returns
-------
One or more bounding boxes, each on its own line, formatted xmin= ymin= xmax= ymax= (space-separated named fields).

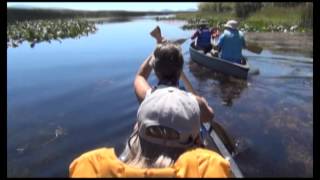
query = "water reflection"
xmin=188 ymin=60 xmax=248 ymax=106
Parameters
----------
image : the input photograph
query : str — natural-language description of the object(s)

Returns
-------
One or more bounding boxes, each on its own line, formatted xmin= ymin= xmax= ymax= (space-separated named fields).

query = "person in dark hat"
xmin=191 ymin=19 xmax=212 ymax=53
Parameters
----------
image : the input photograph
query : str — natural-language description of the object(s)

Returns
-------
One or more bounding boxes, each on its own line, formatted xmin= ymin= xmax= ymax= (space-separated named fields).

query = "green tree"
xmin=198 ymin=2 xmax=234 ymax=13
xmin=300 ymin=2 xmax=313 ymax=28
xmin=234 ymin=3 xmax=262 ymax=18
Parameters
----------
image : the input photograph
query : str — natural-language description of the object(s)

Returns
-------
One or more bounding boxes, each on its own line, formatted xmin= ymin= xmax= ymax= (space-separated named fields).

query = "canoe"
xmin=189 ymin=43 xmax=250 ymax=79
xmin=201 ymin=123 xmax=243 ymax=178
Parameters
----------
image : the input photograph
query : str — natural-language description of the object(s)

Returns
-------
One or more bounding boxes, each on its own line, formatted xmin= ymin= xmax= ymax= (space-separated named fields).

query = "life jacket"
xmin=69 ymin=147 xmax=231 ymax=178
xmin=196 ymin=28 xmax=211 ymax=48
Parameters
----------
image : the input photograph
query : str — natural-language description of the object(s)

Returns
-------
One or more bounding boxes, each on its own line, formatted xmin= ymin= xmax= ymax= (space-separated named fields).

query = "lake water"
xmin=7 ymin=17 xmax=313 ymax=177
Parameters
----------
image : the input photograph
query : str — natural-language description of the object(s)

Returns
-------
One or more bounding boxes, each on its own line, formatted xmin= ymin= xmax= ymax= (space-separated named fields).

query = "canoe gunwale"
xmin=201 ymin=123 xmax=244 ymax=178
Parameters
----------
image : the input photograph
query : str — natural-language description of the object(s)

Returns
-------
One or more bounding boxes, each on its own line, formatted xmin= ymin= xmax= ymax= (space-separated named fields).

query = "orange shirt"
xmin=69 ymin=147 xmax=230 ymax=178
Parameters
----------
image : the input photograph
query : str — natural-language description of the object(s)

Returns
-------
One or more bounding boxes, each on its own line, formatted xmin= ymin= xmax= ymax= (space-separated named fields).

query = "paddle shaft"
xmin=245 ymin=41 xmax=263 ymax=54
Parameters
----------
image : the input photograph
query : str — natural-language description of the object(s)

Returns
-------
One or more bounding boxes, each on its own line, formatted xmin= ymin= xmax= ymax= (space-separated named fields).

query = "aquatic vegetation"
xmin=7 ymin=19 xmax=97 ymax=48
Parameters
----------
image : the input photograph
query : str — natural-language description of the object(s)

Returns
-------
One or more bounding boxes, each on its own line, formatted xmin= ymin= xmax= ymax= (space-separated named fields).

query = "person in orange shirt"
xmin=69 ymin=39 xmax=231 ymax=178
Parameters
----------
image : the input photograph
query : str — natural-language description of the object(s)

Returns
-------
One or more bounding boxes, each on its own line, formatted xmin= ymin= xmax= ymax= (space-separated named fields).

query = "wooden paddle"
xmin=246 ymin=41 xmax=263 ymax=54
xmin=150 ymin=26 xmax=236 ymax=154
xmin=150 ymin=26 xmax=189 ymax=45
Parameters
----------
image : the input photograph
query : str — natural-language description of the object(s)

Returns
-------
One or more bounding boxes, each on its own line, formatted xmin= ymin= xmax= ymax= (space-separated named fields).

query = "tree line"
xmin=7 ymin=8 xmax=170 ymax=23
xmin=198 ymin=2 xmax=313 ymax=28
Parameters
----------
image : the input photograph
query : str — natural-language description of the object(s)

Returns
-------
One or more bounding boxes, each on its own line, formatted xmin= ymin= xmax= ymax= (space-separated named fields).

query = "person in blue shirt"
xmin=191 ymin=19 xmax=212 ymax=54
xmin=213 ymin=20 xmax=246 ymax=64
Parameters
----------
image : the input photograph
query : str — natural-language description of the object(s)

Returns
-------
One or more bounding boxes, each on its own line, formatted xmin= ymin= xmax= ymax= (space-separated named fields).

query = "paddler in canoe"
xmin=190 ymin=19 xmax=246 ymax=65
xmin=69 ymin=29 xmax=232 ymax=178
xmin=211 ymin=19 xmax=263 ymax=64
xmin=191 ymin=19 xmax=212 ymax=54
xmin=212 ymin=20 xmax=246 ymax=65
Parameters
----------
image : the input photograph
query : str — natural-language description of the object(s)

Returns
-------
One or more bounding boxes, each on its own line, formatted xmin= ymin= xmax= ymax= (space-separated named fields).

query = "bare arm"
xmin=134 ymin=54 xmax=154 ymax=103
xmin=191 ymin=30 xmax=199 ymax=40
xmin=134 ymin=26 xmax=168 ymax=103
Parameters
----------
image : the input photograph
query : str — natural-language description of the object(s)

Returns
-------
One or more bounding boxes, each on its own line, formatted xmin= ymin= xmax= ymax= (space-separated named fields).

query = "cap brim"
xmin=138 ymin=120 xmax=196 ymax=149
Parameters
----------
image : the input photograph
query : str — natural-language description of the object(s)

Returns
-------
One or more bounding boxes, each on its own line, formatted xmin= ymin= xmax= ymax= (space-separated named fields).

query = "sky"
xmin=7 ymin=2 xmax=199 ymax=11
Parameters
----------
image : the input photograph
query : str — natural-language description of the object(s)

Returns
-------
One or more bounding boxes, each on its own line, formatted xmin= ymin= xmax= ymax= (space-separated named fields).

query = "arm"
xmin=135 ymin=26 xmax=168 ymax=103
xmin=196 ymin=96 xmax=214 ymax=123
xmin=213 ymin=32 xmax=224 ymax=50
xmin=211 ymin=28 xmax=220 ymax=38
xmin=191 ymin=30 xmax=199 ymax=40
xmin=134 ymin=54 xmax=154 ymax=103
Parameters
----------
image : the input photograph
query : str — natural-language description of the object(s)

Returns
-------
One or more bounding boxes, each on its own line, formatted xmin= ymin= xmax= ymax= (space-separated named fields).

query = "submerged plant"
xmin=7 ymin=19 xmax=97 ymax=48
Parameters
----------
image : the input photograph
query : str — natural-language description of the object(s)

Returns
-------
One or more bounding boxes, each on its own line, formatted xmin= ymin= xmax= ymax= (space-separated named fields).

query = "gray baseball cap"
xmin=224 ymin=20 xmax=239 ymax=29
xmin=137 ymin=86 xmax=201 ymax=148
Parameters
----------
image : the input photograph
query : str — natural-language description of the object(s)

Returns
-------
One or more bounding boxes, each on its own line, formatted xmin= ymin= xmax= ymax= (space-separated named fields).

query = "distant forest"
xmin=7 ymin=8 xmax=173 ymax=22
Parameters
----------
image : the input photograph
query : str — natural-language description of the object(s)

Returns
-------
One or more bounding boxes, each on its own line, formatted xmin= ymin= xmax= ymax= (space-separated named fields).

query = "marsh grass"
xmin=173 ymin=5 xmax=312 ymax=32
xmin=247 ymin=6 xmax=303 ymax=27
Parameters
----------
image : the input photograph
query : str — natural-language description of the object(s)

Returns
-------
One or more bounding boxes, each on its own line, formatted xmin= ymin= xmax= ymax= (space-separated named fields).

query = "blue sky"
xmin=7 ymin=2 xmax=199 ymax=11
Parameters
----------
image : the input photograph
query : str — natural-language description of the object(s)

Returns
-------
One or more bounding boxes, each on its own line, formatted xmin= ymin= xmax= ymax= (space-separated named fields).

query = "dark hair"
xmin=153 ymin=43 xmax=184 ymax=85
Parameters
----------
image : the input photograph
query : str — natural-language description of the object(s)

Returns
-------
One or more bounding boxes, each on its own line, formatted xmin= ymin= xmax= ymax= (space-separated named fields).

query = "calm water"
xmin=7 ymin=18 xmax=313 ymax=177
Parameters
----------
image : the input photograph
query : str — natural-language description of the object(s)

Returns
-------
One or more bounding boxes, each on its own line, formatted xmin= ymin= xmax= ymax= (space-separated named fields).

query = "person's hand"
xmin=212 ymin=28 xmax=220 ymax=38
xmin=157 ymin=36 xmax=168 ymax=44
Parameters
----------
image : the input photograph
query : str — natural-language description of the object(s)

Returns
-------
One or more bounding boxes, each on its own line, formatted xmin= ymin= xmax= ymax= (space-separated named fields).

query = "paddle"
xmin=150 ymin=26 xmax=189 ymax=45
xmin=173 ymin=38 xmax=189 ymax=44
xmin=246 ymin=41 xmax=263 ymax=54
xmin=150 ymin=26 xmax=237 ymax=155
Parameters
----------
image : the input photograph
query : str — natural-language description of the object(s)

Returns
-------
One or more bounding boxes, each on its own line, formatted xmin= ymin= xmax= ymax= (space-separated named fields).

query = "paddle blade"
xmin=246 ymin=42 xmax=263 ymax=54
xmin=150 ymin=26 xmax=161 ymax=39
